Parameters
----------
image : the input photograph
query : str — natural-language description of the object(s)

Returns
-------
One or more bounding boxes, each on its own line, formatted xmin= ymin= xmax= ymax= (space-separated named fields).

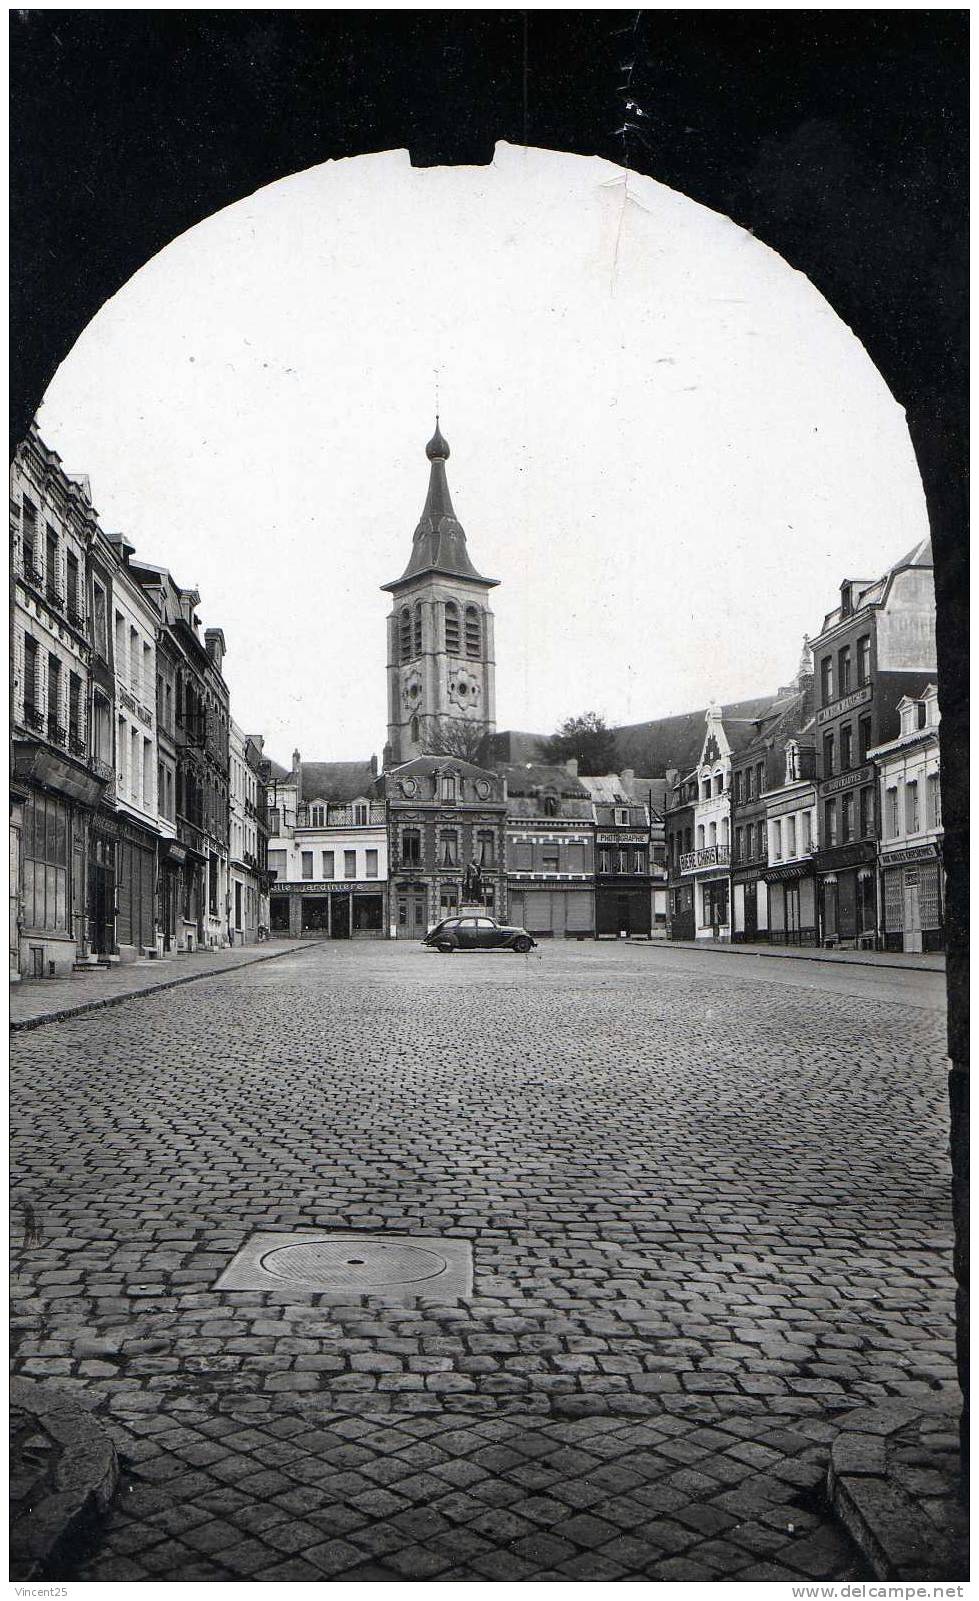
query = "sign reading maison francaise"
xmin=815 ymin=683 xmax=872 ymax=726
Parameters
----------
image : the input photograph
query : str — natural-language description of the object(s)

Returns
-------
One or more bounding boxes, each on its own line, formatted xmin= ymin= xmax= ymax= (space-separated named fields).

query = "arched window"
xmin=465 ymin=606 xmax=481 ymax=657
xmin=399 ymin=607 xmax=411 ymax=661
xmin=410 ymin=715 xmax=419 ymax=744
xmin=444 ymin=601 xmax=460 ymax=653
xmin=413 ymin=602 xmax=422 ymax=656
xmin=543 ymin=794 xmax=558 ymax=817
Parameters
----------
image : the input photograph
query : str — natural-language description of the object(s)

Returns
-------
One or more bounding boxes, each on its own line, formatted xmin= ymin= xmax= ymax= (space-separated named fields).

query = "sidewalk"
xmin=9 ymin=940 xmax=313 ymax=1032
xmin=649 ymin=938 xmax=945 ymax=974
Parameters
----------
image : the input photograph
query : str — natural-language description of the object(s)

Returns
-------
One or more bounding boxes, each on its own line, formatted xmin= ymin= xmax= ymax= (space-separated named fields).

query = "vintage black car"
xmin=423 ymin=914 xmax=537 ymax=954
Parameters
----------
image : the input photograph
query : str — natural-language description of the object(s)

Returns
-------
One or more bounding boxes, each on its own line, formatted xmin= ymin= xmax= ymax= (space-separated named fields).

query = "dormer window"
xmin=615 ymin=807 xmax=630 ymax=826
xmin=840 ymin=580 xmax=853 ymax=617
xmin=310 ymin=804 xmax=326 ymax=827
xmin=899 ymin=701 xmax=914 ymax=737
xmin=543 ymin=794 xmax=558 ymax=817
xmin=353 ymin=801 xmax=369 ymax=825
xmin=785 ymin=741 xmax=800 ymax=784
xmin=441 ymin=773 xmax=457 ymax=803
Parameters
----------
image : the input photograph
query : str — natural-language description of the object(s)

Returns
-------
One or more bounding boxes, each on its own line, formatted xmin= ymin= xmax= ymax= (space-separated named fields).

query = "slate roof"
xmin=613 ymin=696 xmax=780 ymax=776
xmin=382 ymin=423 xmax=498 ymax=592
xmin=500 ymin=762 xmax=593 ymax=819
xmin=817 ymin=537 xmax=934 ymax=634
xmin=300 ymin=761 xmax=377 ymax=802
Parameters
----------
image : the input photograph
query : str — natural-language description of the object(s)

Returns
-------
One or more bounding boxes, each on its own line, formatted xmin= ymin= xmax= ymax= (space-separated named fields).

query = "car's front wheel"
xmin=513 ymin=936 xmax=532 ymax=954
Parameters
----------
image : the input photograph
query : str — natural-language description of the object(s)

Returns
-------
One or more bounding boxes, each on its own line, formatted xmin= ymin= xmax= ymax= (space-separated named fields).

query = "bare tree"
xmin=422 ymin=719 xmax=491 ymax=765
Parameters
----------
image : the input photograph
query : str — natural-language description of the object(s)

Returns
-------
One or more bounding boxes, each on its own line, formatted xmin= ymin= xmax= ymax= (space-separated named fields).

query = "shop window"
xmin=301 ymin=851 xmax=313 ymax=880
xmin=402 ymin=828 xmax=421 ymax=866
xmin=365 ymin=849 xmax=378 ymax=878
xmin=22 ymin=790 xmax=68 ymax=931
xmin=344 ymin=850 xmax=357 ymax=878
xmin=440 ymin=884 xmax=459 ymax=915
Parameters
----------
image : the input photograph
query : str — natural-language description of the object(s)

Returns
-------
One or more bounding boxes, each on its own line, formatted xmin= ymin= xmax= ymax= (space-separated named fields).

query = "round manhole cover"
xmin=259 ymin=1239 xmax=448 ymax=1289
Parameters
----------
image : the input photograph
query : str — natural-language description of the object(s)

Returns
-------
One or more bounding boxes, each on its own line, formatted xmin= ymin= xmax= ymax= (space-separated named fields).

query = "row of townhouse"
xmin=665 ymin=536 xmax=942 ymax=953
xmin=9 ymin=427 xmax=272 ymax=980
xmin=261 ymin=753 xmax=668 ymax=941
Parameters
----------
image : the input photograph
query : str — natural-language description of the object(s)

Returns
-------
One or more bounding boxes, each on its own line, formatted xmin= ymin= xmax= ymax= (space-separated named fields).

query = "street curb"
xmin=10 ymin=1378 xmax=119 ymax=1579
xmin=9 ymin=942 xmax=317 ymax=1034
xmin=646 ymin=942 xmax=944 ymax=975
xmin=827 ymin=1403 xmax=966 ymax=1580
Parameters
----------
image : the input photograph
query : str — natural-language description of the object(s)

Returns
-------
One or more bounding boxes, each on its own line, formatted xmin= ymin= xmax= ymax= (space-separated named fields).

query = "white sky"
xmin=38 ymin=143 xmax=929 ymax=765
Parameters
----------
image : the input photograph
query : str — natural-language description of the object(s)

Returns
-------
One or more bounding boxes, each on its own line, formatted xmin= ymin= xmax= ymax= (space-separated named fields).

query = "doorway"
xmin=397 ymin=888 xmax=427 ymax=940
xmin=88 ymin=835 xmax=115 ymax=956
xmin=903 ymin=872 xmax=923 ymax=954
xmin=329 ymin=892 xmax=351 ymax=938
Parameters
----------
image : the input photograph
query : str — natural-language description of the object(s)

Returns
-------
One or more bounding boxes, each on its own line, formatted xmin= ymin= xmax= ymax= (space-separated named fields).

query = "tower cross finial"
xmin=434 ymin=366 xmax=440 ymax=422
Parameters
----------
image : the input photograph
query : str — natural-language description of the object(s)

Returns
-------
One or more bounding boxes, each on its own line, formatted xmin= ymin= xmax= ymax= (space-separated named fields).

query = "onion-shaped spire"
xmin=426 ymin=419 xmax=450 ymax=461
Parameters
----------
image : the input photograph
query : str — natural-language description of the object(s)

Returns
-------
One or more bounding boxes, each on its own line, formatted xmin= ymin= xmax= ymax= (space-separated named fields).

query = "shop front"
xmin=764 ymin=862 xmax=818 ymax=946
xmin=816 ymin=842 xmax=878 ymax=950
xmin=158 ymin=840 xmax=186 ymax=953
xmin=116 ymin=818 xmax=159 ymax=958
xmin=667 ymin=880 xmax=695 ymax=941
xmin=881 ymin=843 xmax=944 ymax=953
xmin=281 ymin=880 xmax=387 ymax=939
xmin=732 ymin=867 xmax=767 ymax=942
xmin=508 ymin=885 xmax=595 ymax=939
xmin=12 ymin=741 xmax=106 ymax=978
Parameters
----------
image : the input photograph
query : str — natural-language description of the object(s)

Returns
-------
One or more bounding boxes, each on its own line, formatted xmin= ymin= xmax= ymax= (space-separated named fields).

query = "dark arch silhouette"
xmin=11 ymin=11 xmax=967 ymax=1451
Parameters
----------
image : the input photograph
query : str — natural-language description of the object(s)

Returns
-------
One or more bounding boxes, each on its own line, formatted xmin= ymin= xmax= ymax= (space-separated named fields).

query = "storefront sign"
xmin=596 ymin=832 xmax=648 ymax=845
xmin=881 ymin=844 xmax=939 ymax=866
xmin=821 ymin=764 xmax=874 ymax=797
xmin=816 ymin=684 xmax=872 ymax=726
xmin=764 ymin=790 xmax=816 ymax=821
xmin=277 ymin=880 xmax=384 ymax=894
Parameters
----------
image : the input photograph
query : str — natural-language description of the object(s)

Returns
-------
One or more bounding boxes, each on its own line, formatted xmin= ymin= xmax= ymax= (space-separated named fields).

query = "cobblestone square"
xmin=10 ymin=941 xmax=954 ymax=1580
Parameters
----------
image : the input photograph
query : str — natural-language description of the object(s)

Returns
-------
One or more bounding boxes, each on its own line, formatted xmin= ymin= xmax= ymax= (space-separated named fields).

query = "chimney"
xmin=564 ymin=757 xmax=578 ymax=777
xmin=292 ymin=749 xmax=302 ymax=803
xmin=204 ymin=627 xmax=226 ymax=674
xmin=621 ymin=767 xmax=634 ymax=787
xmin=665 ymin=767 xmax=679 ymax=789
xmin=370 ymin=753 xmax=378 ymax=775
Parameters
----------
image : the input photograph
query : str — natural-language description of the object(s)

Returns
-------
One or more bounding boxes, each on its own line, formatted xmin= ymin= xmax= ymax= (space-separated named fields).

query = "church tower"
xmin=381 ymin=422 xmax=499 ymax=768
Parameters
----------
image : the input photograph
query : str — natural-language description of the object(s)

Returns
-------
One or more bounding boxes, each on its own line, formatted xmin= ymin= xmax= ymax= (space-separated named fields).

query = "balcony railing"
xmin=90 ymin=755 xmax=114 ymax=782
xmin=46 ymin=583 xmax=64 ymax=610
xmin=680 ymin=845 xmax=730 ymax=873
xmin=21 ymin=558 xmax=44 ymax=590
xmin=22 ymin=703 xmax=45 ymax=733
xmin=66 ymin=604 xmax=86 ymax=632
xmin=68 ymin=730 xmax=87 ymax=759
xmin=47 ymin=718 xmax=67 ymax=748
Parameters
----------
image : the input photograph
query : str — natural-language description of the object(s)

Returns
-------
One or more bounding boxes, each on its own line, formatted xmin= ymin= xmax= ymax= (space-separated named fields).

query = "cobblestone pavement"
xmin=10 ymin=939 xmax=310 ymax=1031
xmin=10 ymin=941 xmax=954 ymax=1581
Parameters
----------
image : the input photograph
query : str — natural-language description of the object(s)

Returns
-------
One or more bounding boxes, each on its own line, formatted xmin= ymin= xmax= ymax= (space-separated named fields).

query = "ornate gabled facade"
xmin=381 ymin=423 xmax=498 ymax=769
xmin=378 ymin=756 xmax=506 ymax=937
